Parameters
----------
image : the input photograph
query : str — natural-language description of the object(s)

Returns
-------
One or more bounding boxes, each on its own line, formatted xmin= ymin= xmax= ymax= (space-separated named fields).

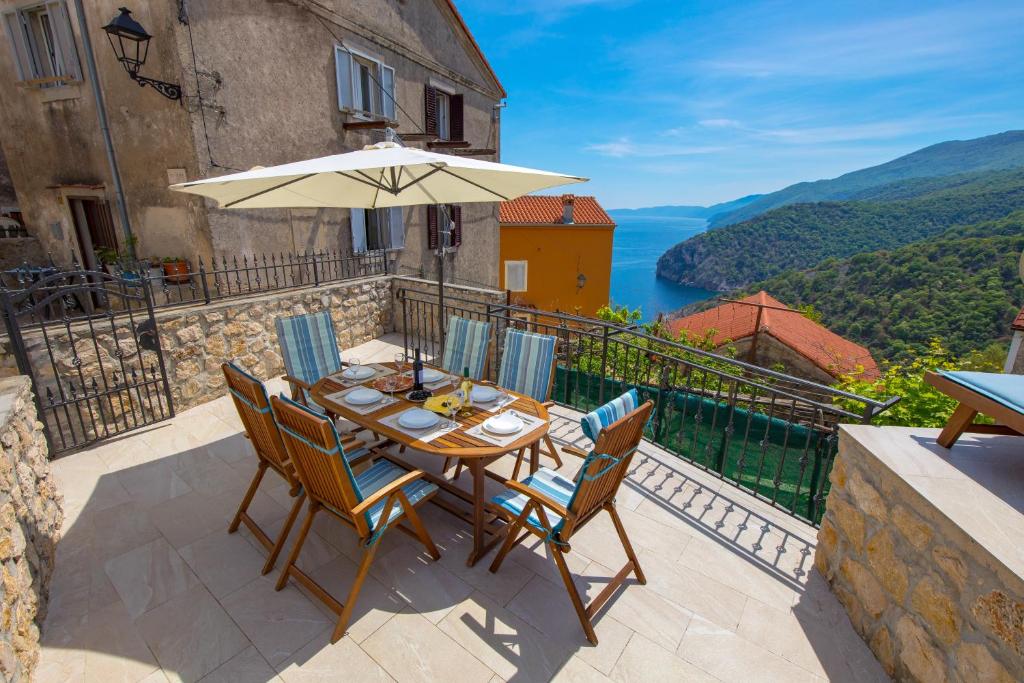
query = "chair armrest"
xmin=282 ymin=375 xmax=312 ymax=391
xmin=350 ymin=470 xmax=427 ymax=516
xmin=562 ymin=444 xmax=589 ymax=459
xmin=505 ymin=480 xmax=568 ymax=518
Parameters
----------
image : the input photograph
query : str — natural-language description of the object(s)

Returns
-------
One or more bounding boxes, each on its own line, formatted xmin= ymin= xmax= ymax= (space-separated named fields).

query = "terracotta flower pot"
xmin=162 ymin=260 xmax=190 ymax=284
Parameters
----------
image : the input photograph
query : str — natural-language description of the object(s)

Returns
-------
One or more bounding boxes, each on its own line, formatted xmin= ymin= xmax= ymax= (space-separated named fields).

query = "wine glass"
xmin=446 ymin=396 xmax=460 ymax=431
xmin=348 ymin=356 xmax=361 ymax=379
xmin=394 ymin=352 xmax=407 ymax=377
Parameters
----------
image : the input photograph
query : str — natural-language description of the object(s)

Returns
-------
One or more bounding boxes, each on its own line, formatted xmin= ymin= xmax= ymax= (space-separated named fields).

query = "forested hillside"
xmin=728 ymin=211 xmax=1024 ymax=361
xmin=656 ymin=167 xmax=1024 ymax=291
xmin=708 ymin=130 xmax=1024 ymax=227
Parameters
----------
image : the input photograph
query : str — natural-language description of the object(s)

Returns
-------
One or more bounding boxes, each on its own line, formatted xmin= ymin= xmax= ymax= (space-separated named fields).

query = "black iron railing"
xmin=1 ymin=249 xmax=389 ymax=324
xmin=0 ymin=225 xmax=29 ymax=238
xmin=397 ymin=286 xmax=897 ymax=526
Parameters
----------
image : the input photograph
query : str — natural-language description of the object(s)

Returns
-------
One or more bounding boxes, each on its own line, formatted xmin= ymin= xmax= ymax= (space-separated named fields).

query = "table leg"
xmin=529 ymin=441 xmax=540 ymax=475
xmin=467 ymin=458 xmax=485 ymax=567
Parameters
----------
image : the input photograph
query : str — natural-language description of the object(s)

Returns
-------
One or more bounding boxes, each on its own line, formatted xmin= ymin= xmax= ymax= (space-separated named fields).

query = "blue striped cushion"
xmin=492 ymin=467 xmax=575 ymax=532
xmin=355 ymin=460 xmax=437 ymax=530
xmin=275 ymin=311 xmax=342 ymax=388
xmin=581 ymin=389 xmax=639 ymax=442
xmin=498 ymin=329 xmax=557 ymax=402
xmin=442 ymin=316 xmax=492 ymax=380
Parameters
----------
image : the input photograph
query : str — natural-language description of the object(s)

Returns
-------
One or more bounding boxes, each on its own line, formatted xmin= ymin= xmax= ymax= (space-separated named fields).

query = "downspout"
xmin=71 ymin=0 xmax=136 ymax=258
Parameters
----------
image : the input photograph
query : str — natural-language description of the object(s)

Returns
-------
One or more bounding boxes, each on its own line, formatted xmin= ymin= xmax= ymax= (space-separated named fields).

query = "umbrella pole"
xmin=437 ymin=203 xmax=448 ymax=353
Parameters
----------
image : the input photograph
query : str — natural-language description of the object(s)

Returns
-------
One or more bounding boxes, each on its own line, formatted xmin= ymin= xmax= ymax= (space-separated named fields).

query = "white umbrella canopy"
xmin=169 ymin=141 xmax=587 ymax=208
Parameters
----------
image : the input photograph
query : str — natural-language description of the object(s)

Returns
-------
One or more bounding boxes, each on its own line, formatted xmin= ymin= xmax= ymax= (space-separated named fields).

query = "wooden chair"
xmin=275 ymin=310 xmax=343 ymax=411
xmin=488 ymin=399 xmax=654 ymax=644
xmin=270 ymin=394 xmax=441 ymax=642
xmin=925 ymin=370 xmax=1024 ymax=447
xmin=497 ymin=328 xmax=563 ymax=478
xmin=440 ymin=315 xmax=492 ymax=381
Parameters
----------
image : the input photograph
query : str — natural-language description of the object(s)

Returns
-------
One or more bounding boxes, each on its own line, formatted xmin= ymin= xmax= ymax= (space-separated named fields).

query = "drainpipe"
xmin=72 ymin=0 xmax=136 ymax=259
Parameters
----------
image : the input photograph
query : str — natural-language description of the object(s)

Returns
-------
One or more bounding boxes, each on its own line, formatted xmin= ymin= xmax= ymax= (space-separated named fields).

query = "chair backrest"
xmin=581 ymin=388 xmax=639 ymax=443
xmin=498 ymin=328 xmax=557 ymax=402
xmin=441 ymin=316 xmax=492 ymax=380
xmin=270 ymin=394 xmax=370 ymax=536
xmin=274 ymin=311 xmax=342 ymax=387
xmin=222 ymin=362 xmax=295 ymax=485
xmin=562 ymin=400 xmax=654 ymax=537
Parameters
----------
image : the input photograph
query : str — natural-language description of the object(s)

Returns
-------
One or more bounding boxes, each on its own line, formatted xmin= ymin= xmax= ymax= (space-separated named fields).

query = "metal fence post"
xmin=598 ymin=325 xmax=610 ymax=404
xmin=198 ymin=257 xmax=211 ymax=305
xmin=312 ymin=251 xmax=320 ymax=287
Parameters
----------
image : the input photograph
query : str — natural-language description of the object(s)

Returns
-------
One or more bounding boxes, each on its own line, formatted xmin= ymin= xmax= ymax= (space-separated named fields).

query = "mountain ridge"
xmin=707 ymin=130 xmax=1024 ymax=227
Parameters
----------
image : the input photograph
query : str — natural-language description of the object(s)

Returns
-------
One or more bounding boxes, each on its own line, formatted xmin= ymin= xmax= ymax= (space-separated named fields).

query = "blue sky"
xmin=458 ymin=0 xmax=1024 ymax=208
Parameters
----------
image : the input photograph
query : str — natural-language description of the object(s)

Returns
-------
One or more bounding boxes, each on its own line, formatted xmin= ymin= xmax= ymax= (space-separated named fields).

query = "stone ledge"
xmin=816 ymin=425 xmax=1024 ymax=682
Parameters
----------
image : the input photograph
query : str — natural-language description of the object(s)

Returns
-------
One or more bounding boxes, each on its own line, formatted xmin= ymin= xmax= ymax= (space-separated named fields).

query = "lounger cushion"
xmin=940 ymin=371 xmax=1024 ymax=413
xmin=581 ymin=389 xmax=639 ymax=442
xmin=355 ymin=460 xmax=437 ymax=530
xmin=493 ymin=467 xmax=575 ymax=532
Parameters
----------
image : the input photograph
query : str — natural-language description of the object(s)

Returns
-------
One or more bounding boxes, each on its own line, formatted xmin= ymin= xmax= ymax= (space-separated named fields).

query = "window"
xmin=351 ymin=207 xmax=404 ymax=254
xmin=426 ymin=205 xmax=461 ymax=250
xmin=335 ymin=45 xmax=395 ymax=120
xmin=504 ymin=261 xmax=528 ymax=292
xmin=436 ymin=91 xmax=450 ymax=140
xmin=424 ymin=85 xmax=464 ymax=140
xmin=3 ymin=1 xmax=82 ymax=85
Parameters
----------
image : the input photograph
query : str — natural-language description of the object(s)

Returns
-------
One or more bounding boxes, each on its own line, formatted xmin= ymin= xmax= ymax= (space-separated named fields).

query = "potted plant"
xmin=95 ymin=246 xmax=120 ymax=274
xmin=162 ymin=256 xmax=190 ymax=284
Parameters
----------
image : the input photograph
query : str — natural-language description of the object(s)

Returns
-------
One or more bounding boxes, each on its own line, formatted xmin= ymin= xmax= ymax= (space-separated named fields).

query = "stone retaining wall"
xmin=815 ymin=429 xmax=1024 ymax=682
xmin=0 ymin=376 xmax=63 ymax=682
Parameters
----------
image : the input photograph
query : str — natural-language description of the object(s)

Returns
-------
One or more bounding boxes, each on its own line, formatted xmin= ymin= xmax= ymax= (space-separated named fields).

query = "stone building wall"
xmin=815 ymin=429 xmax=1024 ymax=682
xmin=0 ymin=376 xmax=63 ymax=682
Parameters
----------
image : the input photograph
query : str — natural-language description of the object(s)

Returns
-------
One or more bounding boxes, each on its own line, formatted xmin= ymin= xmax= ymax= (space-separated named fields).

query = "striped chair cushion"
xmin=498 ymin=329 xmax=557 ymax=402
xmin=492 ymin=467 xmax=575 ymax=533
xmin=442 ymin=316 xmax=492 ymax=380
xmin=353 ymin=460 xmax=437 ymax=531
xmin=275 ymin=311 xmax=342 ymax=387
xmin=581 ymin=389 xmax=639 ymax=442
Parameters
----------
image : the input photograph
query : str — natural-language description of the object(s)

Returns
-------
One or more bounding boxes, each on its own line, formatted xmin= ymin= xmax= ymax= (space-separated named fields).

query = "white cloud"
xmin=585 ymin=137 xmax=729 ymax=158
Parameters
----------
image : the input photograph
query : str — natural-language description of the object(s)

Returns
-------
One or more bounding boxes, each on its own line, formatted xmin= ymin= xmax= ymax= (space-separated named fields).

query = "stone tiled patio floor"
xmin=36 ymin=335 xmax=888 ymax=682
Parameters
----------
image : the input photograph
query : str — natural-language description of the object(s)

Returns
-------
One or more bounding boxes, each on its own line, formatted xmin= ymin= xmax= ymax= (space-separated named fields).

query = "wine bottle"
xmin=412 ymin=348 xmax=424 ymax=391
xmin=461 ymin=366 xmax=473 ymax=412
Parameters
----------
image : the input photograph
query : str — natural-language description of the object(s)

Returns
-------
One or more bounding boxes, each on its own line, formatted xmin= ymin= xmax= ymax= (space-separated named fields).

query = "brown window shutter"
xmin=450 ymin=205 xmax=462 ymax=247
xmin=424 ymin=85 xmax=438 ymax=136
xmin=427 ymin=205 xmax=439 ymax=250
xmin=450 ymin=94 xmax=464 ymax=141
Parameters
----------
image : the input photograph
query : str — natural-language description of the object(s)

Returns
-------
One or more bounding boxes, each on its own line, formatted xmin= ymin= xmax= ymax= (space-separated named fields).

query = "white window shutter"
xmin=3 ymin=11 xmax=32 ymax=80
xmin=505 ymin=261 xmax=527 ymax=291
xmin=381 ymin=64 xmax=396 ymax=121
xmin=350 ymin=209 xmax=367 ymax=253
xmin=334 ymin=46 xmax=353 ymax=110
xmin=388 ymin=207 xmax=404 ymax=249
xmin=46 ymin=1 xmax=81 ymax=80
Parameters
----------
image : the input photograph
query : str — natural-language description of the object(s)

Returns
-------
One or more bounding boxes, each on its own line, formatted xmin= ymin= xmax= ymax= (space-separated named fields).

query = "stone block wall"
xmin=815 ymin=430 xmax=1024 ymax=682
xmin=0 ymin=376 xmax=63 ymax=682
xmin=155 ymin=276 xmax=392 ymax=412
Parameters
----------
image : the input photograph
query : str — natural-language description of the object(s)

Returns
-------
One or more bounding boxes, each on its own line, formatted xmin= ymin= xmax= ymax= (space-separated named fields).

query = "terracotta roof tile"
xmin=500 ymin=195 xmax=615 ymax=226
xmin=1013 ymin=306 xmax=1024 ymax=331
xmin=666 ymin=291 xmax=880 ymax=380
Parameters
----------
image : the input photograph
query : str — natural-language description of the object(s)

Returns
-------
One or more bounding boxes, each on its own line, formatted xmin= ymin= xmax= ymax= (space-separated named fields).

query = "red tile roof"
xmin=499 ymin=195 xmax=615 ymax=226
xmin=666 ymin=291 xmax=880 ymax=380
xmin=1013 ymin=306 xmax=1024 ymax=331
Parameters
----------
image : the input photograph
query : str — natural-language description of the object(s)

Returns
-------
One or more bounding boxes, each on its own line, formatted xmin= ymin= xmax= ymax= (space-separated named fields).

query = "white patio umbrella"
xmin=169 ymin=141 xmax=585 ymax=209
xmin=169 ymin=139 xmax=586 ymax=346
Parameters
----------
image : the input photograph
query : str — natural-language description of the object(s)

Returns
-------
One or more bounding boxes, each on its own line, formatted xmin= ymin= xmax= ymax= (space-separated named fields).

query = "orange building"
xmin=498 ymin=195 xmax=616 ymax=317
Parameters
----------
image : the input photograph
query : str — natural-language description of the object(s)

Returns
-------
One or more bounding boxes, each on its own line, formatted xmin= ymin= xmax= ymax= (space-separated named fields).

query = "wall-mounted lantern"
xmin=576 ymin=272 xmax=587 ymax=292
xmin=102 ymin=7 xmax=182 ymax=102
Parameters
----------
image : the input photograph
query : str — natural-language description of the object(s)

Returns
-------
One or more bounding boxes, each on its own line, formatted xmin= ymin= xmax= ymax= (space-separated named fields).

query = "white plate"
xmin=399 ymin=408 xmax=440 ymax=430
xmin=421 ymin=368 xmax=446 ymax=383
xmin=470 ymin=385 xmax=501 ymax=403
xmin=483 ymin=412 xmax=524 ymax=436
xmin=345 ymin=388 xmax=383 ymax=405
xmin=342 ymin=365 xmax=375 ymax=380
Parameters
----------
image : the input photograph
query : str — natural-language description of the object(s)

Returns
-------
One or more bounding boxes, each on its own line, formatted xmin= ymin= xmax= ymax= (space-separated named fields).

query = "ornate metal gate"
xmin=1 ymin=270 xmax=174 ymax=455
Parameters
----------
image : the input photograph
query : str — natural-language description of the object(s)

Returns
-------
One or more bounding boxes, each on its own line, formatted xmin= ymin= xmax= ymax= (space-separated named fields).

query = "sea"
xmin=609 ymin=215 xmax=718 ymax=322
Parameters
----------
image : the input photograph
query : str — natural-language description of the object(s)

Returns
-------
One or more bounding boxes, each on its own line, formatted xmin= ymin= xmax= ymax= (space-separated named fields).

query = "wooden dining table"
xmin=310 ymin=362 xmax=550 ymax=566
